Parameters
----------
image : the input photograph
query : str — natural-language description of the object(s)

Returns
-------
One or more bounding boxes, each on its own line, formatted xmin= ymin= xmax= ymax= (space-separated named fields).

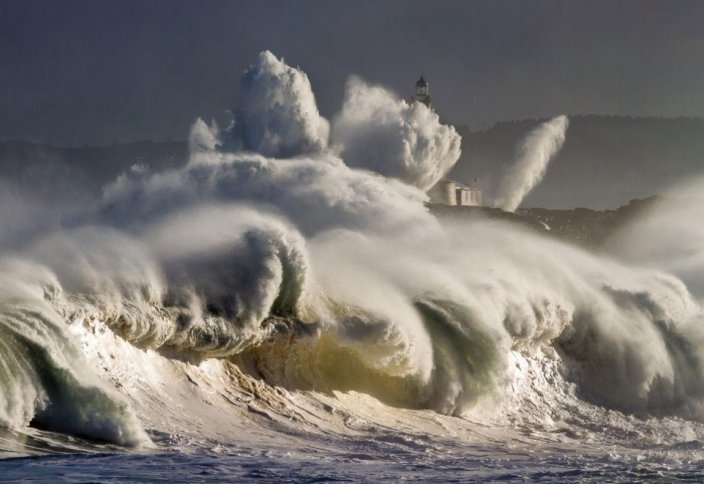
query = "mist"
xmin=2 ymin=51 xmax=704 ymax=480
xmin=493 ymin=115 xmax=569 ymax=212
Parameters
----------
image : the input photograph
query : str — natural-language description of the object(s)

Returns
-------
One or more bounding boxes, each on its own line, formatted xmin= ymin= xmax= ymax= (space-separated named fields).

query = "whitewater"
xmin=2 ymin=51 xmax=704 ymax=481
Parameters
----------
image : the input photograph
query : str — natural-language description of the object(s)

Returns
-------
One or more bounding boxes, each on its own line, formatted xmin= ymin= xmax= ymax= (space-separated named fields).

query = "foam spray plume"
xmin=331 ymin=76 xmax=461 ymax=190
xmin=2 ymin=51 xmax=704 ymax=475
xmin=494 ymin=115 xmax=569 ymax=212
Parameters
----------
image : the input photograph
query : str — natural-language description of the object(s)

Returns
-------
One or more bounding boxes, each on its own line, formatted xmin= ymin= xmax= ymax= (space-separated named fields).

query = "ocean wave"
xmin=2 ymin=51 xmax=704 ymax=455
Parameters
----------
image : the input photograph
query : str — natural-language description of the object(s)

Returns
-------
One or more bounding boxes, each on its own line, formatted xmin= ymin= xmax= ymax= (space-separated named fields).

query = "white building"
xmin=428 ymin=179 xmax=483 ymax=206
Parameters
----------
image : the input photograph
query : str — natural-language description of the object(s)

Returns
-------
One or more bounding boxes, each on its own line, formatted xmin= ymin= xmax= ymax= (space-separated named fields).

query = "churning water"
xmin=2 ymin=51 xmax=704 ymax=481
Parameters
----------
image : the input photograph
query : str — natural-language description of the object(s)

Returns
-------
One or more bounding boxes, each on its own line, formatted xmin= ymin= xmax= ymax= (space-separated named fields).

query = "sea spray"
xmin=494 ymin=115 xmax=569 ymax=212
xmin=3 ymin=51 xmax=704 ymax=454
xmin=331 ymin=76 xmax=462 ymax=190
xmin=222 ymin=50 xmax=330 ymax=158
xmin=606 ymin=175 xmax=704 ymax=299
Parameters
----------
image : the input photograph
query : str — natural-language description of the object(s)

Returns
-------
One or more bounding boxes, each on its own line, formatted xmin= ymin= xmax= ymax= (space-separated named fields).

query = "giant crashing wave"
xmin=2 ymin=50 xmax=704 ymax=451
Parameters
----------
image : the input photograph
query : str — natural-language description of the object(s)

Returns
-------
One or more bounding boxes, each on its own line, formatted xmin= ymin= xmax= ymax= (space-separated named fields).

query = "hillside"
xmin=450 ymin=115 xmax=704 ymax=209
xmin=0 ymin=139 xmax=188 ymax=198
xmin=429 ymin=197 xmax=660 ymax=250
xmin=2 ymin=115 xmax=704 ymax=211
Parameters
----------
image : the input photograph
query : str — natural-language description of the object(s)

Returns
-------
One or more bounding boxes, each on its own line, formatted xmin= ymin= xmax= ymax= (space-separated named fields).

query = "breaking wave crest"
xmin=0 ymin=259 xmax=149 ymax=446
xmin=2 ymin=51 xmax=704 ymax=457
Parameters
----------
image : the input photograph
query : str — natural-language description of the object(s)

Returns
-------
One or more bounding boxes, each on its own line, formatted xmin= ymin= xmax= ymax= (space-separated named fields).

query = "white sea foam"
xmin=1 ymin=52 xmax=704 ymax=462
xmin=494 ymin=115 xmax=569 ymax=212
xmin=332 ymin=76 xmax=461 ymax=190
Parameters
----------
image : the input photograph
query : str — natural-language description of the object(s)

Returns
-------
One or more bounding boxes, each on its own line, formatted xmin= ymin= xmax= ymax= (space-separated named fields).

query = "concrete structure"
xmin=428 ymin=179 xmax=457 ymax=205
xmin=454 ymin=181 xmax=483 ymax=206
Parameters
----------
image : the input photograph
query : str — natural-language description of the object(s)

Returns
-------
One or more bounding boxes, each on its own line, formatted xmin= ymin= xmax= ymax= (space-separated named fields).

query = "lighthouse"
xmin=412 ymin=74 xmax=432 ymax=110
xmin=418 ymin=72 xmax=483 ymax=206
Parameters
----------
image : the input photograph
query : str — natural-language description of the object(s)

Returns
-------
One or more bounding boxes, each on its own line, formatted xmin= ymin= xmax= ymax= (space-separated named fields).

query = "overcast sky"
xmin=2 ymin=0 xmax=703 ymax=144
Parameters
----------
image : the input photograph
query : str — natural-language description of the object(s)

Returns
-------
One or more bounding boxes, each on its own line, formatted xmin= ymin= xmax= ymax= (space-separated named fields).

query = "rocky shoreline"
xmin=429 ymin=196 xmax=660 ymax=249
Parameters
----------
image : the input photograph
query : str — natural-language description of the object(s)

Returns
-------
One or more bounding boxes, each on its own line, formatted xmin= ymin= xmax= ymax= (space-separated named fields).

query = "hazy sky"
xmin=2 ymin=0 xmax=703 ymax=144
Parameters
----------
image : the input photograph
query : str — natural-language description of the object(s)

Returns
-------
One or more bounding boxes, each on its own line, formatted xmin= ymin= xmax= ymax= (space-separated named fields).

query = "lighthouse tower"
xmin=412 ymin=74 xmax=432 ymax=110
